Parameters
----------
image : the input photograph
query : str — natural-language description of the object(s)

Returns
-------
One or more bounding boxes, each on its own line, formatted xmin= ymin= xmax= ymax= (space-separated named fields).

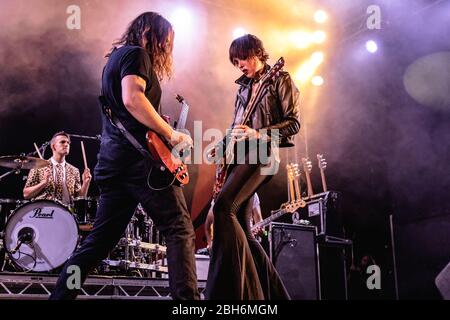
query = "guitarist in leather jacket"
xmin=205 ymin=34 xmax=300 ymax=300
xmin=50 ymin=12 xmax=199 ymax=300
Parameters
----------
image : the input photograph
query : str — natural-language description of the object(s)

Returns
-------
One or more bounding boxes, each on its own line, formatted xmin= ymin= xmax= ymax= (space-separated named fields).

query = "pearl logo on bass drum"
xmin=30 ymin=207 xmax=55 ymax=219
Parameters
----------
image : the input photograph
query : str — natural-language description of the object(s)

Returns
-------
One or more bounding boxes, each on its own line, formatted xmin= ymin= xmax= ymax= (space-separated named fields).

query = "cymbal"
xmin=0 ymin=155 xmax=49 ymax=170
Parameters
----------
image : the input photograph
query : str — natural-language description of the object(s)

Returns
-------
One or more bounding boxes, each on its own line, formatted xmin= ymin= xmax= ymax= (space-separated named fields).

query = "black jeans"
xmin=205 ymin=162 xmax=290 ymax=300
xmin=50 ymin=161 xmax=199 ymax=300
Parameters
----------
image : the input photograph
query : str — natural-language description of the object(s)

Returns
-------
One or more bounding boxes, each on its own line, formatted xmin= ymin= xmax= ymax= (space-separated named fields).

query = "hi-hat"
xmin=0 ymin=155 xmax=49 ymax=170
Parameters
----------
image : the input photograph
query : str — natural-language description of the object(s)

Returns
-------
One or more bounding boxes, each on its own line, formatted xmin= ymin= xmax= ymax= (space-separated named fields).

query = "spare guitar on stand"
xmin=252 ymin=163 xmax=306 ymax=232
xmin=317 ymin=154 xmax=328 ymax=192
xmin=296 ymin=153 xmax=345 ymax=239
xmin=302 ymin=157 xmax=315 ymax=198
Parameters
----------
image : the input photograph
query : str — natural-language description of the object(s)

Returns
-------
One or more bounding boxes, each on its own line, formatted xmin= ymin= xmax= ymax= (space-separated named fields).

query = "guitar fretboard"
xmin=252 ymin=208 xmax=285 ymax=230
xmin=176 ymin=100 xmax=189 ymax=130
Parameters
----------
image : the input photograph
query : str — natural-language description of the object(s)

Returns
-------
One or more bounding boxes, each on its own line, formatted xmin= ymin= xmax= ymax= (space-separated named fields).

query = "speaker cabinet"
xmin=296 ymin=191 xmax=343 ymax=238
xmin=318 ymin=240 xmax=349 ymax=300
xmin=269 ymin=223 xmax=320 ymax=300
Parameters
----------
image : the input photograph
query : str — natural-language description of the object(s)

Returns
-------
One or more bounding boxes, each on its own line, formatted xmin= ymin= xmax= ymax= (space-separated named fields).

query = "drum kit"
xmin=0 ymin=155 xmax=167 ymax=276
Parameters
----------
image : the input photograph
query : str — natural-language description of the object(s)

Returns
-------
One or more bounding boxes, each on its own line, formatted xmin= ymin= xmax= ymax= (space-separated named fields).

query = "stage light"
xmin=233 ymin=27 xmax=247 ymax=39
xmin=366 ymin=40 xmax=378 ymax=53
xmin=170 ymin=8 xmax=193 ymax=33
xmin=311 ymin=51 xmax=324 ymax=66
xmin=312 ymin=30 xmax=326 ymax=44
xmin=294 ymin=61 xmax=316 ymax=84
xmin=314 ymin=10 xmax=328 ymax=23
xmin=289 ymin=31 xmax=312 ymax=49
xmin=311 ymin=75 xmax=324 ymax=86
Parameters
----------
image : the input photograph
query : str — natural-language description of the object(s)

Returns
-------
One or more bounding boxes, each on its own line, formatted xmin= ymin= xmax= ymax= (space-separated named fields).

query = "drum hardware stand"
xmin=94 ymin=205 xmax=168 ymax=277
xmin=0 ymin=169 xmax=20 ymax=182
xmin=102 ymin=237 xmax=168 ymax=276
xmin=102 ymin=259 xmax=169 ymax=274
xmin=0 ymin=235 xmax=5 ymax=272
xmin=119 ymin=238 xmax=167 ymax=254
xmin=0 ymin=141 xmax=49 ymax=182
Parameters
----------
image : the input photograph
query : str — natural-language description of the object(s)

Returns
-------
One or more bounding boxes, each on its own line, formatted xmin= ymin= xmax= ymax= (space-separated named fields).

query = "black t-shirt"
xmin=95 ymin=46 xmax=161 ymax=181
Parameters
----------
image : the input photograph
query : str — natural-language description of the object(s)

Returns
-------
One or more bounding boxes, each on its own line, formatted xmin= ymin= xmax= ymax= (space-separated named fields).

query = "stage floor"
xmin=0 ymin=272 xmax=207 ymax=300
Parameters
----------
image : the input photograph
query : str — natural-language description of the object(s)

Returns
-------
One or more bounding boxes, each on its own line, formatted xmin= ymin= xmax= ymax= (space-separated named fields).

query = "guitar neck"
xmin=293 ymin=178 xmax=302 ymax=201
xmin=176 ymin=100 xmax=189 ymax=130
xmin=252 ymin=208 xmax=286 ymax=230
xmin=288 ymin=177 xmax=296 ymax=202
xmin=240 ymin=57 xmax=284 ymax=126
xmin=305 ymin=171 xmax=314 ymax=197
xmin=320 ymin=169 xmax=328 ymax=192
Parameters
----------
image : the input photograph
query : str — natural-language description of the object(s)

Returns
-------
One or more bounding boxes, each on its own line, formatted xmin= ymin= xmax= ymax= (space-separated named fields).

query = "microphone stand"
xmin=0 ymin=170 xmax=17 ymax=182
xmin=68 ymin=133 xmax=102 ymax=141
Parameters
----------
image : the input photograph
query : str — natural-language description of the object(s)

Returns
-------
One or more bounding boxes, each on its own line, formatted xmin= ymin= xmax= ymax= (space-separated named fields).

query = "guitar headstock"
xmin=261 ymin=57 xmax=285 ymax=84
xmin=285 ymin=162 xmax=306 ymax=208
xmin=301 ymin=157 xmax=312 ymax=173
xmin=286 ymin=163 xmax=300 ymax=180
xmin=281 ymin=199 xmax=306 ymax=212
xmin=175 ymin=94 xmax=184 ymax=103
xmin=317 ymin=154 xmax=327 ymax=170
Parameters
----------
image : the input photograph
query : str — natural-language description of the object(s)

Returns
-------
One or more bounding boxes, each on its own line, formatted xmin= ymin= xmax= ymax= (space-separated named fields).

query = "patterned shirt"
xmin=24 ymin=160 xmax=82 ymax=204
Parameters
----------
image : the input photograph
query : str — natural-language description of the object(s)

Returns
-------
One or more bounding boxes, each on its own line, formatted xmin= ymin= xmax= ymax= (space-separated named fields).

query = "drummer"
xmin=23 ymin=131 xmax=92 ymax=205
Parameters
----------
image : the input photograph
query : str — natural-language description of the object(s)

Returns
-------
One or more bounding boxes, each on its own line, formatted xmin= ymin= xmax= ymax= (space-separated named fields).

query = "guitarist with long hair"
xmin=205 ymin=34 xmax=301 ymax=300
xmin=50 ymin=12 xmax=198 ymax=300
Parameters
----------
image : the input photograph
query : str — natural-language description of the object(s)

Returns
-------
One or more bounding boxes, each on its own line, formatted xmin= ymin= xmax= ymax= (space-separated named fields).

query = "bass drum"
xmin=3 ymin=200 xmax=79 ymax=272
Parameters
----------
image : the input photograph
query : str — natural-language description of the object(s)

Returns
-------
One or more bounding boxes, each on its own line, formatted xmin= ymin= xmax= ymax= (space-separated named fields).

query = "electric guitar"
xmin=212 ymin=58 xmax=285 ymax=200
xmin=251 ymin=163 xmax=306 ymax=231
xmin=317 ymin=154 xmax=328 ymax=192
xmin=251 ymin=201 xmax=305 ymax=231
xmin=301 ymin=157 xmax=314 ymax=197
xmin=146 ymin=95 xmax=190 ymax=186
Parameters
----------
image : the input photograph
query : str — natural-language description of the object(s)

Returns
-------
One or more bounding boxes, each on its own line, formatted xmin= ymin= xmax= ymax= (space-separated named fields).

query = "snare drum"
xmin=3 ymin=200 xmax=79 ymax=272
xmin=72 ymin=197 xmax=98 ymax=223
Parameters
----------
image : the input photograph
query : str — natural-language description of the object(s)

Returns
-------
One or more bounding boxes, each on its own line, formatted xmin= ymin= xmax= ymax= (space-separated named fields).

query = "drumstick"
xmin=34 ymin=143 xmax=43 ymax=159
xmin=81 ymin=141 xmax=88 ymax=169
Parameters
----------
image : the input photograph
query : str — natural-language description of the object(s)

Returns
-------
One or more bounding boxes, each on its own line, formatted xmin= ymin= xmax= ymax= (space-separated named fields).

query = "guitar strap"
xmin=98 ymin=95 xmax=153 ymax=160
xmin=98 ymin=62 xmax=153 ymax=160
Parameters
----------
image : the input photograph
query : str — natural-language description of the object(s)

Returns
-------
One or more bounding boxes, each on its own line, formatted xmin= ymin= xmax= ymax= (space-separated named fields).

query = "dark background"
xmin=0 ymin=0 xmax=449 ymax=299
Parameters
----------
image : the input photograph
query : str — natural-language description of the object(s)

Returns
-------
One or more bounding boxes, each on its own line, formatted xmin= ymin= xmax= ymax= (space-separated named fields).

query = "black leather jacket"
xmin=231 ymin=64 xmax=301 ymax=147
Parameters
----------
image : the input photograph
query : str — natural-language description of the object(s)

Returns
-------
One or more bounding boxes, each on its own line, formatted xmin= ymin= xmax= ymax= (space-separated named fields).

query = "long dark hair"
xmin=229 ymin=34 xmax=269 ymax=66
xmin=109 ymin=12 xmax=174 ymax=80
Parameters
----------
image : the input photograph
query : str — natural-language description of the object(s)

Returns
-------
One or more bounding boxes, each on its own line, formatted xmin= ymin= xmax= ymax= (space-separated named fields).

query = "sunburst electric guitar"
xmin=146 ymin=94 xmax=190 ymax=186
